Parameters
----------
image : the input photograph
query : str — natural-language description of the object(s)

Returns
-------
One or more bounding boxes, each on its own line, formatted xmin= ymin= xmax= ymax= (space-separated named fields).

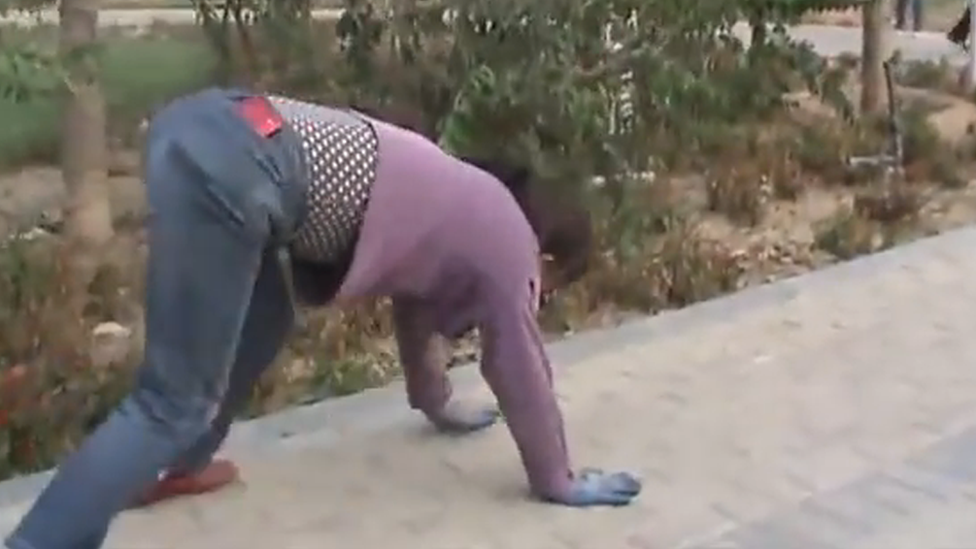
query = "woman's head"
xmin=460 ymin=157 xmax=593 ymax=294
xmin=350 ymin=104 xmax=593 ymax=292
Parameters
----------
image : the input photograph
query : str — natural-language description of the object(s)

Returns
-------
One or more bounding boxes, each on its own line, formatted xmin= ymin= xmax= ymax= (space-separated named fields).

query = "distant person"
xmin=949 ymin=6 xmax=971 ymax=48
xmin=895 ymin=0 xmax=923 ymax=32
xmin=3 ymin=89 xmax=642 ymax=549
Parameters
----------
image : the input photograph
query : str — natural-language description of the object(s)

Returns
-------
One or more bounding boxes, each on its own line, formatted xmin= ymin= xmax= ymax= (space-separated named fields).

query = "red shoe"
xmin=131 ymin=459 xmax=240 ymax=509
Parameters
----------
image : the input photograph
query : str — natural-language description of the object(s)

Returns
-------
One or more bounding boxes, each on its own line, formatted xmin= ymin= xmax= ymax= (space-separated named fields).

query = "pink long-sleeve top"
xmin=332 ymin=116 xmax=573 ymax=499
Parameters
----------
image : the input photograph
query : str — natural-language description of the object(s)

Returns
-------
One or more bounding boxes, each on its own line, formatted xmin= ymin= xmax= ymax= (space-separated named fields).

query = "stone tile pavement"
xmin=6 ymin=226 xmax=976 ymax=548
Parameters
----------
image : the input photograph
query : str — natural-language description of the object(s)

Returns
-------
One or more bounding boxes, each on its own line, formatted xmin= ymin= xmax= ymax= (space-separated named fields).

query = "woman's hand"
xmin=545 ymin=468 xmax=642 ymax=507
xmin=429 ymin=400 xmax=501 ymax=434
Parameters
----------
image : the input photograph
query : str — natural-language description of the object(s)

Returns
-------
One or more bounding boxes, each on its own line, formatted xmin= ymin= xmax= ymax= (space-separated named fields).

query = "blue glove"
xmin=429 ymin=401 xmax=500 ymax=434
xmin=549 ymin=468 xmax=642 ymax=507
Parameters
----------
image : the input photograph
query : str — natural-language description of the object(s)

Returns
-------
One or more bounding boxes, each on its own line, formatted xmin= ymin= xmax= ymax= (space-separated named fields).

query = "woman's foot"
xmin=130 ymin=459 xmax=240 ymax=509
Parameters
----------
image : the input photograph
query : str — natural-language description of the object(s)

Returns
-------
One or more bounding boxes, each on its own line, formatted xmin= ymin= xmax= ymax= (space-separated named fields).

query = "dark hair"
xmin=461 ymin=157 xmax=593 ymax=286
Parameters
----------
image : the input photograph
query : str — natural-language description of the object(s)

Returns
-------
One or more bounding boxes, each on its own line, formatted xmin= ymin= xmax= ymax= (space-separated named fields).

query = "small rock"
xmin=90 ymin=322 xmax=134 ymax=369
xmin=285 ymin=358 xmax=315 ymax=382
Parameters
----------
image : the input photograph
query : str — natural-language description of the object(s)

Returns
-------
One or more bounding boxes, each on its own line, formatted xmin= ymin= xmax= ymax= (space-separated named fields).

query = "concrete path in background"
xmin=786 ymin=23 xmax=965 ymax=63
xmin=5 ymin=221 xmax=976 ymax=548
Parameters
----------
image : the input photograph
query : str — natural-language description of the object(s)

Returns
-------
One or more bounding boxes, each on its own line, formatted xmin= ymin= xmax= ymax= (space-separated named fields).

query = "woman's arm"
xmin=392 ymin=296 xmax=500 ymax=433
xmin=392 ymin=296 xmax=453 ymax=415
xmin=478 ymin=276 xmax=641 ymax=506
xmin=478 ymin=281 xmax=575 ymax=500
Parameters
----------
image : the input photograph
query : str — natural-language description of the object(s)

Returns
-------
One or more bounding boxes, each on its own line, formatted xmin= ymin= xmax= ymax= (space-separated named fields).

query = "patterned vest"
xmin=267 ymin=96 xmax=379 ymax=264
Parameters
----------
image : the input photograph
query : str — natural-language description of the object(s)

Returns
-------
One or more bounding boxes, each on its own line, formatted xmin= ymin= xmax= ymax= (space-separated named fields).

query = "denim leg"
xmin=911 ymin=0 xmax=923 ymax=31
xmin=895 ymin=0 xmax=908 ymax=29
xmin=169 ymin=247 xmax=295 ymax=475
xmin=4 ymin=95 xmax=286 ymax=549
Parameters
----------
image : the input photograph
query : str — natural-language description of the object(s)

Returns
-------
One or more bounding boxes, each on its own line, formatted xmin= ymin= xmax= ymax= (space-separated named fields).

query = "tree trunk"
xmin=860 ymin=0 xmax=888 ymax=114
xmin=59 ymin=0 xmax=113 ymax=287
xmin=750 ymin=15 xmax=767 ymax=49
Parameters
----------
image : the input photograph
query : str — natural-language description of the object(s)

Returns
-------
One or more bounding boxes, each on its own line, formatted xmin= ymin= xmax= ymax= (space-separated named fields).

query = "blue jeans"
xmin=5 ymin=88 xmax=308 ymax=549
xmin=895 ymin=0 xmax=923 ymax=31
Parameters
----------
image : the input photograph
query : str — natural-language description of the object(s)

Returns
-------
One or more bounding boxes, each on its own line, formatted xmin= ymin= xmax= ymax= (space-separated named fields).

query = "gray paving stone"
xmin=5 ymin=227 xmax=976 ymax=548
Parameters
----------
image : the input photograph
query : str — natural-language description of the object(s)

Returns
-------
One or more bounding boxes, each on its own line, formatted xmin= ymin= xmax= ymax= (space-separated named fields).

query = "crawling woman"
xmin=5 ymin=89 xmax=641 ymax=549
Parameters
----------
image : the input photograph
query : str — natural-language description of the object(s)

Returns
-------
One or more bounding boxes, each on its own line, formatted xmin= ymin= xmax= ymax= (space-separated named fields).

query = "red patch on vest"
xmin=238 ymin=96 xmax=283 ymax=138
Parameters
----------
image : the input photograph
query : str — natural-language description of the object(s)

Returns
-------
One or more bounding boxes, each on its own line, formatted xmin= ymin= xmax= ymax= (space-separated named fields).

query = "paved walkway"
xmin=5 ymin=225 xmax=976 ymax=547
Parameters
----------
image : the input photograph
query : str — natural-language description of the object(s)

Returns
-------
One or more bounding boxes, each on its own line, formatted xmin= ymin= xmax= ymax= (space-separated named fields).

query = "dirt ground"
xmin=695 ymin=83 xmax=976 ymax=287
